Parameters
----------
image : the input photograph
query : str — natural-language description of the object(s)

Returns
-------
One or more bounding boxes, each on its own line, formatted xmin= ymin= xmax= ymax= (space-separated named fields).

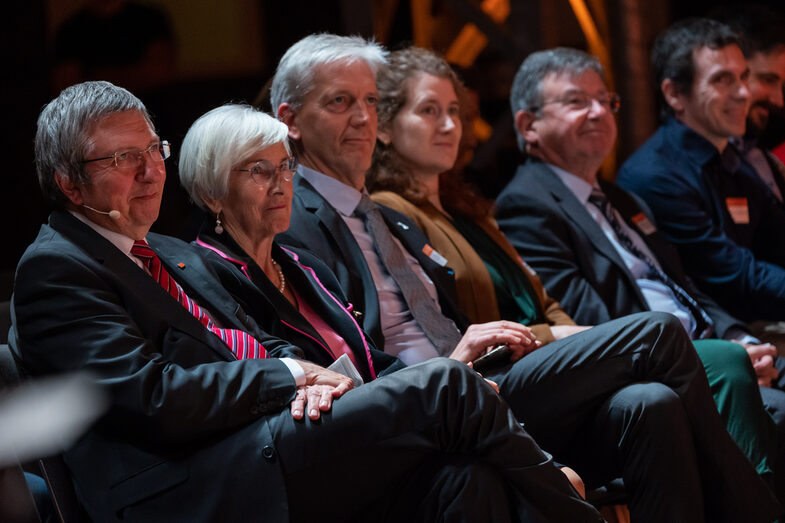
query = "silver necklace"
xmin=272 ymin=260 xmax=285 ymax=294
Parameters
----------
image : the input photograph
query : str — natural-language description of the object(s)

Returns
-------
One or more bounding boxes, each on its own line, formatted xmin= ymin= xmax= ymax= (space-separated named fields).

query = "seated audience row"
xmin=13 ymin=80 xmax=605 ymax=523
xmin=367 ymin=45 xmax=781 ymax=482
xmin=9 ymin=11 xmax=785 ymax=523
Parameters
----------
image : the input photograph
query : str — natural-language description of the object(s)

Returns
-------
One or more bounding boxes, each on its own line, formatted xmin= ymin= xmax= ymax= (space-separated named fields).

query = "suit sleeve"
xmin=495 ymin=191 xmax=616 ymax=326
xmin=618 ymin=162 xmax=785 ymax=321
xmin=12 ymin=248 xmax=297 ymax=448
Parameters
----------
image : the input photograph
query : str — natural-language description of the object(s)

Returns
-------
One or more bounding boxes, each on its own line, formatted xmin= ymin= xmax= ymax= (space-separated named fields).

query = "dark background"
xmin=3 ymin=0 xmax=784 ymax=304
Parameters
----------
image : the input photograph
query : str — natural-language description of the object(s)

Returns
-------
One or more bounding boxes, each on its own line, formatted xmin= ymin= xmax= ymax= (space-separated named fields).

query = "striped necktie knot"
xmin=130 ymin=239 xmax=267 ymax=359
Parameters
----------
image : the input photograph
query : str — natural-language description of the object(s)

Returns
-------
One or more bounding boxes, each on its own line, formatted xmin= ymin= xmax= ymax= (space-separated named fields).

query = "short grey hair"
xmin=35 ymin=81 xmax=152 ymax=207
xmin=510 ymin=48 xmax=604 ymax=151
xmin=178 ymin=104 xmax=291 ymax=210
xmin=270 ymin=33 xmax=388 ymax=113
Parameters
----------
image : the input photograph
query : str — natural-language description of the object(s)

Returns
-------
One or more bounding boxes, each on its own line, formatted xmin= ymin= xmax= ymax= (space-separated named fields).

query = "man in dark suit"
xmin=495 ymin=45 xmax=785 ymax=501
xmin=616 ymin=18 xmax=785 ymax=323
xmin=496 ymin=46 xmax=775 ymax=361
xmin=9 ymin=80 xmax=610 ymax=522
xmin=274 ymin=34 xmax=782 ymax=522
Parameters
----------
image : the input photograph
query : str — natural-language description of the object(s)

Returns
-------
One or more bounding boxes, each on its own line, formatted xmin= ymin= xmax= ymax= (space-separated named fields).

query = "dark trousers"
xmin=272 ymin=358 xmax=602 ymax=523
xmin=760 ymin=362 xmax=785 ymax=506
xmin=486 ymin=311 xmax=783 ymax=523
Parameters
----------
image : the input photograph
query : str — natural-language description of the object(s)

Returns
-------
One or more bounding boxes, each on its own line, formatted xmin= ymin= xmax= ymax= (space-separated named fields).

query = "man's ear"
xmin=661 ymin=79 xmax=685 ymax=115
xmin=278 ymin=103 xmax=301 ymax=141
xmin=53 ymin=171 xmax=84 ymax=206
xmin=515 ymin=110 xmax=539 ymax=147
xmin=377 ymin=126 xmax=391 ymax=145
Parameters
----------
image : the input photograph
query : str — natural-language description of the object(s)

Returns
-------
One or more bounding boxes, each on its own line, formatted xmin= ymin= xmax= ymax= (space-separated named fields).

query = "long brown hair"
xmin=367 ymin=47 xmax=493 ymax=220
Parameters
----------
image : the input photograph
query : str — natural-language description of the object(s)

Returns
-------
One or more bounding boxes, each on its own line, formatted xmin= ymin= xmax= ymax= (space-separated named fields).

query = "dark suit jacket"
xmin=194 ymin=223 xmax=405 ymax=381
xmin=495 ymin=160 xmax=746 ymax=338
xmin=617 ymin=118 xmax=785 ymax=321
xmin=277 ymin=175 xmax=468 ymax=350
xmin=9 ymin=210 xmax=301 ymax=522
xmin=758 ymin=147 xmax=785 ymax=206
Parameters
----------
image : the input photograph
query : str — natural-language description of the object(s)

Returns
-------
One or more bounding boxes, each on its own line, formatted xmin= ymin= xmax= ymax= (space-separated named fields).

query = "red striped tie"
xmin=131 ymin=240 xmax=267 ymax=359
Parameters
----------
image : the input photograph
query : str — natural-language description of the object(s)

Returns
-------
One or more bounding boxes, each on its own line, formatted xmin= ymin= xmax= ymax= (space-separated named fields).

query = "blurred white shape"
xmin=0 ymin=374 xmax=107 ymax=467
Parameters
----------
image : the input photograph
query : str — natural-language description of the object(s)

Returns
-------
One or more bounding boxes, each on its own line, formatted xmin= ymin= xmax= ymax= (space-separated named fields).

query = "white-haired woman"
xmin=179 ymin=104 xmax=404 ymax=380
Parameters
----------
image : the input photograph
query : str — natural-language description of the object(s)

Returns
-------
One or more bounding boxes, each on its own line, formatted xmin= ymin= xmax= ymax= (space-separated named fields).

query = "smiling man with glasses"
xmin=496 ymin=45 xmax=785 ymax=512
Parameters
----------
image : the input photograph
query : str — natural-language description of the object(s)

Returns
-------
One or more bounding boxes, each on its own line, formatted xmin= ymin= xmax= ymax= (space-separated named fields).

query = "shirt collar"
xmin=69 ymin=209 xmax=137 ymax=256
xmin=664 ymin=117 xmax=721 ymax=168
xmin=298 ymin=164 xmax=364 ymax=217
xmin=545 ymin=163 xmax=596 ymax=205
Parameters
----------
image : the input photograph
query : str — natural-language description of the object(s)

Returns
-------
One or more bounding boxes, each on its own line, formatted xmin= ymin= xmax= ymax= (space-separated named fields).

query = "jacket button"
xmin=262 ymin=445 xmax=275 ymax=460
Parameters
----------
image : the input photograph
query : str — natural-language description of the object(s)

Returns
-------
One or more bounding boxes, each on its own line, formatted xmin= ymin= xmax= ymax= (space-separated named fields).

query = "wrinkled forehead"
xmin=308 ymin=59 xmax=377 ymax=96
xmin=84 ymin=110 xmax=156 ymax=153
xmin=748 ymin=46 xmax=785 ymax=75
xmin=690 ymin=44 xmax=747 ymax=80
xmin=541 ymin=68 xmax=608 ymax=96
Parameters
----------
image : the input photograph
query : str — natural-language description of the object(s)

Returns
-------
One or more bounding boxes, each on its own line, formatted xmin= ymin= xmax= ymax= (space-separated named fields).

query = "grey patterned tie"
xmin=588 ymin=188 xmax=714 ymax=338
xmin=355 ymin=194 xmax=462 ymax=355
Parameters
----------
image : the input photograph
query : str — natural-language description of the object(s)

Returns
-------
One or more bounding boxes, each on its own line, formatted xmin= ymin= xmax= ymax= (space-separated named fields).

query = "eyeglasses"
xmin=532 ymin=92 xmax=621 ymax=113
xmin=233 ymin=157 xmax=297 ymax=186
xmin=82 ymin=141 xmax=172 ymax=171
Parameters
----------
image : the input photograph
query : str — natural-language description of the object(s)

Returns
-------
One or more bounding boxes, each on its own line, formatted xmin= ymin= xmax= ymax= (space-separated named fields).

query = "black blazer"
xmin=277 ymin=175 xmax=468 ymax=350
xmin=194 ymin=223 xmax=405 ymax=381
xmin=9 ymin=210 xmax=301 ymax=522
xmin=495 ymin=161 xmax=746 ymax=338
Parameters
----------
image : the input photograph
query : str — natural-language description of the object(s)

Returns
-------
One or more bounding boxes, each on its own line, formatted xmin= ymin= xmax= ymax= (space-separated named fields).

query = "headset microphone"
xmin=83 ymin=205 xmax=121 ymax=220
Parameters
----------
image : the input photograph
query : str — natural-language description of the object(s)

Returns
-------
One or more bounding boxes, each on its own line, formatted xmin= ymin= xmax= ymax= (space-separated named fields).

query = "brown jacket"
xmin=372 ymin=191 xmax=574 ymax=344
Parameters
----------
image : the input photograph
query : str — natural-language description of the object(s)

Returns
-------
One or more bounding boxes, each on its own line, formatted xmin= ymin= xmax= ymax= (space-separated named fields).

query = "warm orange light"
xmin=473 ymin=116 xmax=493 ymax=142
xmin=567 ymin=0 xmax=611 ymax=84
xmin=445 ymin=0 xmax=510 ymax=68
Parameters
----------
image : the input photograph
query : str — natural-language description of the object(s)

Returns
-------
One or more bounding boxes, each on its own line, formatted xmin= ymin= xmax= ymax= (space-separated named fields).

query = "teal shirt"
xmin=451 ymin=215 xmax=544 ymax=326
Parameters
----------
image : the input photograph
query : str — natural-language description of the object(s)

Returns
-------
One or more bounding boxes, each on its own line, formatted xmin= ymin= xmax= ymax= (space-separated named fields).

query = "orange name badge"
xmin=725 ymin=197 xmax=749 ymax=224
xmin=631 ymin=212 xmax=656 ymax=235
xmin=422 ymin=244 xmax=448 ymax=266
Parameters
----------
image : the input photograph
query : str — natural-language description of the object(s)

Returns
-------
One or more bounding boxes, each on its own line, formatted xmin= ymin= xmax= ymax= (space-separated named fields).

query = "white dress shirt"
xmin=547 ymin=165 xmax=697 ymax=337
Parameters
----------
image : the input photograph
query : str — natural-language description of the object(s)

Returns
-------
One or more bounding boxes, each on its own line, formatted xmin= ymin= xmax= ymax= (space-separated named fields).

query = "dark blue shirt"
xmin=617 ymin=118 xmax=785 ymax=321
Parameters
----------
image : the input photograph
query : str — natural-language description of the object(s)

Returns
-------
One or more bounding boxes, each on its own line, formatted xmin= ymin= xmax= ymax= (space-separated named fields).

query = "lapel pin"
xmin=397 ymin=221 xmax=409 ymax=230
xmin=177 ymin=262 xmax=186 ymax=269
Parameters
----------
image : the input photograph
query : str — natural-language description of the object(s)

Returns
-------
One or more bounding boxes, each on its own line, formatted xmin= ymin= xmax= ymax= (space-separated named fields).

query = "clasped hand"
xmin=449 ymin=320 xmax=541 ymax=364
xmin=743 ymin=343 xmax=780 ymax=387
xmin=289 ymin=360 xmax=354 ymax=420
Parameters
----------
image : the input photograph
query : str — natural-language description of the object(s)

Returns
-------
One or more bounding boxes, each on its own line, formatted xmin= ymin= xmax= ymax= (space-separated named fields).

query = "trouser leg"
xmin=271 ymin=358 xmax=602 ymax=523
xmin=374 ymin=455 xmax=546 ymax=523
xmin=583 ymin=383 xmax=704 ymax=523
xmin=760 ymin=385 xmax=785 ymax=505
xmin=487 ymin=311 xmax=782 ymax=523
xmin=693 ymin=339 xmax=778 ymax=475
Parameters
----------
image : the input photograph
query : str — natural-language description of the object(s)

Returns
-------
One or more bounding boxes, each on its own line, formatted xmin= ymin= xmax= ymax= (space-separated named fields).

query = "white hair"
xmin=270 ymin=33 xmax=388 ymax=113
xmin=178 ymin=104 xmax=291 ymax=209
